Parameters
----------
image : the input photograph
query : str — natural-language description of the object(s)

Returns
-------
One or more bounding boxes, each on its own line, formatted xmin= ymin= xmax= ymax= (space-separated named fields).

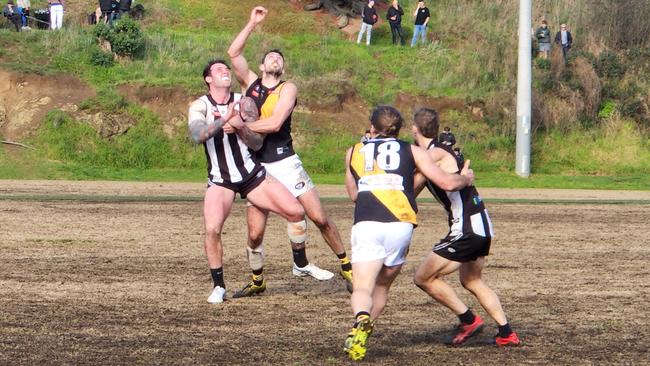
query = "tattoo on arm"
xmin=188 ymin=101 xmax=223 ymax=144
xmin=235 ymin=125 xmax=264 ymax=151
xmin=188 ymin=118 xmax=224 ymax=144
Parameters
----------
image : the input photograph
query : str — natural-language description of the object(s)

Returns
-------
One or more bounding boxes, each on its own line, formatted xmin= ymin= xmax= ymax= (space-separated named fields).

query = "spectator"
xmin=361 ymin=129 xmax=371 ymax=142
xmin=535 ymin=20 xmax=551 ymax=59
xmin=386 ymin=0 xmax=405 ymax=46
xmin=98 ymin=0 xmax=113 ymax=24
xmin=118 ymin=0 xmax=131 ymax=18
xmin=356 ymin=0 xmax=377 ymax=46
xmin=2 ymin=0 xmax=21 ymax=31
xmin=555 ymin=23 xmax=573 ymax=62
xmin=47 ymin=0 xmax=63 ymax=30
xmin=438 ymin=126 xmax=456 ymax=147
xmin=411 ymin=0 xmax=430 ymax=47
xmin=16 ymin=0 xmax=29 ymax=29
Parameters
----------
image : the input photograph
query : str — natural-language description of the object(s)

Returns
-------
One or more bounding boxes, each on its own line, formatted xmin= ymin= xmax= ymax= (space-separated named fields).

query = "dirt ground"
xmin=1 ymin=181 xmax=649 ymax=365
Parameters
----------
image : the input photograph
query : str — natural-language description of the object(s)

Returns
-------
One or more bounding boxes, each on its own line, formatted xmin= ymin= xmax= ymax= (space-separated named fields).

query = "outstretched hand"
xmin=460 ymin=159 xmax=474 ymax=186
xmin=250 ymin=6 xmax=268 ymax=25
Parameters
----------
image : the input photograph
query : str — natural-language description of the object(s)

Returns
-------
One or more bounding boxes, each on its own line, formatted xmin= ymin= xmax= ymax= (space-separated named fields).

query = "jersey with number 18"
xmin=349 ymin=137 xmax=418 ymax=225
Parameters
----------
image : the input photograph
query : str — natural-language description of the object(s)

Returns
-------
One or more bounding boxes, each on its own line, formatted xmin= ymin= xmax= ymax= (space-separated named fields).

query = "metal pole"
xmin=516 ymin=0 xmax=532 ymax=177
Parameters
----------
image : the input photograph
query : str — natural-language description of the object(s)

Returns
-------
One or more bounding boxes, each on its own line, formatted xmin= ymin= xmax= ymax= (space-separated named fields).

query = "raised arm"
xmin=227 ymin=6 xmax=267 ymax=90
xmin=187 ymin=100 xmax=224 ymax=144
xmin=245 ymin=82 xmax=297 ymax=134
xmin=411 ymin=145 xmax=473 ymax=191
xmin=344 ymin=148 xmax=358 ymax=202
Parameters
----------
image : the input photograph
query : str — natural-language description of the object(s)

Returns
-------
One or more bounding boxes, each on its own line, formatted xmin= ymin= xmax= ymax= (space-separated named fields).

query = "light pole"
xmin=516 ymin=0 xmax=532 ymax=177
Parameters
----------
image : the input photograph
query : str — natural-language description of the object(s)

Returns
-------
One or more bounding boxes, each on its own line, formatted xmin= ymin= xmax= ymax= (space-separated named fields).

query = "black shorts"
xmin=208 ymin=166 xmax=266 ymax=199
xmin=433 ymin=233 xmax=491 ymax=263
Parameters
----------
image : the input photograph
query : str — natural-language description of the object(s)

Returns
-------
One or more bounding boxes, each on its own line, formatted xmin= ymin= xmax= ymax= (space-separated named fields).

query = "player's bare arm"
xmin=227 ymin=98 xmax=264 ymax=151
xmin=188 ymin=100 xmax=225 ymax=144
xmin=413 ymin=148 xmax=456 ymax=196
xmin=227 ymin=6 xmax=267 ymax=89
xmin=246 ymin=82 xmax=297 ymax=134
xmin=344 ymin=148 xmax=358 ymax=202
xmin=411 ymin=145 xmax=474 ymax=191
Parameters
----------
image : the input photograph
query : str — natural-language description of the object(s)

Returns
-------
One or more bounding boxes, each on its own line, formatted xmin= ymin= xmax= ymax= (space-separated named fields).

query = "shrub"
xmin=595 ymin=51 xmax=626 ymax=79
xmin=93 ymin=17 xmax=144 ymax=58
xmin=89 ymin=47 xmax=114 ymax=67
xmin=598 ymin=100 xmax=617 ymax=119
xmin=535 ymin=58 xmax=551 ymax=70
xmin=110 ymin=17 xmax=145 ymax=57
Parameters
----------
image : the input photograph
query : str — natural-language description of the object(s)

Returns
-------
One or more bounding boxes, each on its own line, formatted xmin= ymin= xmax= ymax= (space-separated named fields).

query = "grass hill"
xmin=0 ymin=0 xmax=648 ymax=189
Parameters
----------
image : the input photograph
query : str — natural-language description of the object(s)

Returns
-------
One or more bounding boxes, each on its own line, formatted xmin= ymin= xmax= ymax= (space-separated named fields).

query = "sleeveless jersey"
xmin=425 ymin=140 xmax=494 ymax=238
xmin=349 ymin=138 xmax=417 ymax=225
xmin=245 ymin=78 xmax=296 ymax=163
xmin=195 ymin=93 xmax=261 ymax=184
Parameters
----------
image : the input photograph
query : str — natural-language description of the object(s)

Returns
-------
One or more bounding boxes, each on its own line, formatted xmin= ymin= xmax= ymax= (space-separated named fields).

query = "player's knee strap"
xmin=287 ymin=220 xmax=307 ymax=243
xmin=246 ymin=245 xmax=264 ymax=271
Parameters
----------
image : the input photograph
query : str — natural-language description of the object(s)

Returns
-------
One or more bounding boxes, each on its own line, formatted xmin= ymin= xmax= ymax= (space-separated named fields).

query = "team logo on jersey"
xmin=472 ymin=195 xmax=482 ymax=205
xmin=447 ymin=247 xmax=456 ymax=253
xmin=295 ymin=181 xmax=305 ymax=190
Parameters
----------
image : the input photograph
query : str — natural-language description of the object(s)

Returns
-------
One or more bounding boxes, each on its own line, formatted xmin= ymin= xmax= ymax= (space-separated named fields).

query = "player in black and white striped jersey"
xmin=188 ymin=59 xmax=307 ymax=304
xmin=411 ymin=107 xmax=520 ymax=347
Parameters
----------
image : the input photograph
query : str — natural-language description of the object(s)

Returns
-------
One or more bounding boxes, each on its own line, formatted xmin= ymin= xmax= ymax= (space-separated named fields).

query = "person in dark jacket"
xmin=438 ymin=126 xmax=456 ymax=147
xmin=555 ymin=23 xmax=573 ymax=62
xmin=535 ymin=20 xmax=551 ymax=59
xmin=3 ymin=0 xmax=22 ymax=31
xmin=356 ymin=0 xmax=377 ymax=46
xmin=386 ymin=0 xmax=405 ymax=45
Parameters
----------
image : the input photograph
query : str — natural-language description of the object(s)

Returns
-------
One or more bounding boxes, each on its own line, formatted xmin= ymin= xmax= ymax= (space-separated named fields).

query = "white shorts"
xmin=263 ymin=154 xmax=314 ymax=197
xmin=350 ymin=221 xmax=414 ymax=266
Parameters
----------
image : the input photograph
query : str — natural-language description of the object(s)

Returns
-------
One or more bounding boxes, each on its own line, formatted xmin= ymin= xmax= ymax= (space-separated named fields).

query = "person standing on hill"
xmin=357 ymin=0 xmax=378 ymax=46
xmin=535 ymin=20 xmax=551 ymax=59
xmin=386 ymin=0 xmax=405 ymax=46
xmin=438 ymin=126 xmax=456 ymax=147
xmin=47 ymin=0 xmax=63 ymax=30
xmin=228 ymin=6 xmax=354 ymax=296
xmin=555 ymin=23 xmax=573 ymax=62
xmin=3 ymin=1 xmax=22 ymax=32
xmin=411 ymin=0 xmax=430 ymax=47
xmin=16 ymin=0 xmax=29 ymax=29
xmin=411 ymin=107 xmax=521 ymax=347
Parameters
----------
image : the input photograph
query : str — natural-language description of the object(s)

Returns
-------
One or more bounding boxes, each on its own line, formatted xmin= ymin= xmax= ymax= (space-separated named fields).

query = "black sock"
xmin=292 ymin=247 xmax=309 ymax=268
xmin=354 ymin=311 xmax=371 ymax=325
xmin=458 ymin=309 xmax=476 ymax=325
xmin=338 ymin=252 xmax=352 ymax=271
xmin=498 ymin=323 xmax=513 ymax=337
xmin=210 ymin=267 xmax=225 ymax=289
xmin=252 ymin=268 xmax=264 ymax=286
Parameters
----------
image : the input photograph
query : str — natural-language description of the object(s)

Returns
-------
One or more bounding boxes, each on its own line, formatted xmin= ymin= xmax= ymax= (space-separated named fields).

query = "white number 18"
xmin=360 ymin=141 xmax=401 ymax=171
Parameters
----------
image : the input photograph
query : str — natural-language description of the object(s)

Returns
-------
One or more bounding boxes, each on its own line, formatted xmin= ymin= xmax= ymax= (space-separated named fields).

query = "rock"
xmin=337 ymin=15 xmax=349 ymax=29
xmin=304 ymin=2 xmax=322 ymax=11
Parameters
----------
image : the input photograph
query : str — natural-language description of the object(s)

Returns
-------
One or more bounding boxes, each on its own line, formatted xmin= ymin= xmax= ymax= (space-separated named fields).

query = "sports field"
xmin=1 ymin=181 xmax=649 ymax=365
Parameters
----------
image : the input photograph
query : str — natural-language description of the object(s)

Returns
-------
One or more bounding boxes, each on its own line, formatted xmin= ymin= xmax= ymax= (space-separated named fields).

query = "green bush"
xmin=89 ymin=47 xmax=115 ymax=67
xmin=598 ymin=100 xmax=617 ymax=119
xmin=93 ymin=17 xmax=144 ymax=58
xmin=535 ymin=58 xmax=551 ymax=70
xmin=595 ymin=51 xmax=626 ymax=78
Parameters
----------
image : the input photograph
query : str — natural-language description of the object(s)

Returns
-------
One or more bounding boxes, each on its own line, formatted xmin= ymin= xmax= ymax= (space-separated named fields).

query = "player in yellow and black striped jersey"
xmin=343 ymin=105 xmax=475 ymax=361
xmin=411 ymin=107 xmax=521 ymax=347
xmin=228 ymin=6 xmax=353 ymax=293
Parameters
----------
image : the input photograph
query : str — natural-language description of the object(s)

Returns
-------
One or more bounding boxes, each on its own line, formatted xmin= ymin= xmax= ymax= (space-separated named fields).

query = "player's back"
xmin=349 ymin=137 xmax=417 ymax=225
xmin=425 ymin=141 xmax=492 ymax=237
